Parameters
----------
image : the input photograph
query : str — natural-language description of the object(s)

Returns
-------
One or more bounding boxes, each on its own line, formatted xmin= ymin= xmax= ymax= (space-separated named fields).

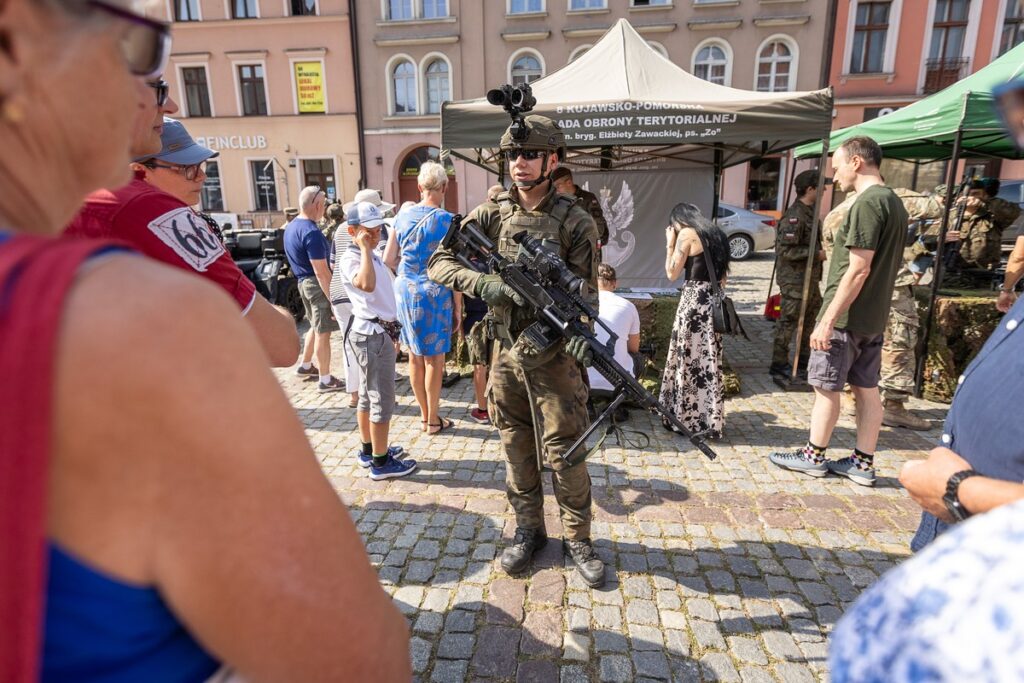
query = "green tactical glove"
xmin=475 ymin=274 xmax=525 ymax=308
xmin=565 ymin=335 xmax=593 ymax=367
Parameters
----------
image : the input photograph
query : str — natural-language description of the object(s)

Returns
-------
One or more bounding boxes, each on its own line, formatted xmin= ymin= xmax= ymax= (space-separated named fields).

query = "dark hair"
xmin=794 ymin=170 xmax=819 ymax=197
xmin=669 ymin=202 xmax=730 ymax=276
xmin=597 ymin=263 xmax=617 ymax=281
xmin=839 ymin=136 xmax=883 ymax=168
xmin=978 ymin=177 xmax=1001 ymax=196
xmin=550 ymin=166 xmax=573 ymax=182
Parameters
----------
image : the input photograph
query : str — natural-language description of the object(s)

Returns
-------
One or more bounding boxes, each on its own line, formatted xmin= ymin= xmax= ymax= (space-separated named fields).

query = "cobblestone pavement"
xmin=277 ymin=251 xmax=946 ymax=682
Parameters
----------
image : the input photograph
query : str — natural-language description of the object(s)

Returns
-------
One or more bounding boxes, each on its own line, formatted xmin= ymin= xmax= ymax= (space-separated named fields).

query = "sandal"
xmin=427 ymin=417 xmax=454 ymax=435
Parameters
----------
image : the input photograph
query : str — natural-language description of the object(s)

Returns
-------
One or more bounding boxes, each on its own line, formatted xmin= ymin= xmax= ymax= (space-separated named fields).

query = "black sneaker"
xmin=500 ymin=527 xmax=547 ymax=575
xmin=295 ymin=364 xmax=319 ymax=382
xmin=563 ymin=538 xmax=605 ymax=587
xmin=318 ymin=377 xmax=346 ymax=393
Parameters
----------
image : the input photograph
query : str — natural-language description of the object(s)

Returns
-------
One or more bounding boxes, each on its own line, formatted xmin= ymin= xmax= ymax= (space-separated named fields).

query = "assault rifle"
xmin=441 ymin=214 xmax=717 ymax=463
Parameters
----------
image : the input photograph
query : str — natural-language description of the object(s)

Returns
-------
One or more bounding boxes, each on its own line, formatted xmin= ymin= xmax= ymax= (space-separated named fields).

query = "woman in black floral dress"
xmin=659 ymin=203 xmax=730 ymax=439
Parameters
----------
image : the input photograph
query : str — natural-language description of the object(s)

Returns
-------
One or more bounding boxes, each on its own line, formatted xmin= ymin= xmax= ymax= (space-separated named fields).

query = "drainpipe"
xmin=820 ymin=0 xmax=839 ymax=89
xmin=348 ymin=0 xmax=368 ymax=191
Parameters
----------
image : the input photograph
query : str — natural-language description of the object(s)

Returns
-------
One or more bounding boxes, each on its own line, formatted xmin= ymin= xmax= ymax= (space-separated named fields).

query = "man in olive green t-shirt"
xmin=770 ymin=136 xmax=908 ymax=487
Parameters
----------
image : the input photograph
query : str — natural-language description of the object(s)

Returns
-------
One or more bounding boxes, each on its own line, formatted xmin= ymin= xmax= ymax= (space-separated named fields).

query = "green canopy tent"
xmin=795 ymin=43 xmax=1024 ymax=395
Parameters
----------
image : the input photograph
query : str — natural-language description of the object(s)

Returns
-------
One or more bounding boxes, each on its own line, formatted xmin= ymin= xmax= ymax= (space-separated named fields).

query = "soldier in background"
xmin=821 ymin=191 xmax=859 ymax=259
xmin=428 ymin=115 xmax=605 ymax=587
xmin=954 ymin=193 xmax=1000 ymax=271
xmin=972 ymin=177 xmax=1021 ymax=235
xmin=770 ymin=170 xmax=825 ymax=379
xmin=551 ymin=166 xmax=609 ymax=257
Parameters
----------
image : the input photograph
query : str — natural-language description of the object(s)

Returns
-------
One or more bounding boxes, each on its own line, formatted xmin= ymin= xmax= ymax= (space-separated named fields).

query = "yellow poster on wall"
xmin=295 ymin=62 xmax=325 ymax=114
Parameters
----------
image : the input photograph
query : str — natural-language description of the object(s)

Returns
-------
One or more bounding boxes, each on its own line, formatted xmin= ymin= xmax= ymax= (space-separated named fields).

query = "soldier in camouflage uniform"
xmin=770 ymin=170 xmax=825 ymax=378
xmin=954 ymin=195 xmax=1000 ymax=270
xmin=551 ymin=166 xmax=610 ymax=257
xmin=972 ymin=177 xmax=1021 ymax=235
xmin=821 ymin=191 xmax=859 ymax=259
xmin=427 ymin=115 xmax=605 ymax=587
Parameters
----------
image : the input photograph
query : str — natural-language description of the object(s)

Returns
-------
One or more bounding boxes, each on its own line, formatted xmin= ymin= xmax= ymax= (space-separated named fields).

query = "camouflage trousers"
xmin=880 ymin=285 xmax=918 ymax=402
xmin=488 ymin=342 xmax=593 ymax=541
xmin=771 ymin=282 xmax=822 ymax=366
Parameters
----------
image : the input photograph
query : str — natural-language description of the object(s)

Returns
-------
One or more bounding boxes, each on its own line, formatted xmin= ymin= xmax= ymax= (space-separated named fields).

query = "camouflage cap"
xmin=500 ymin=114 xmax=566 ymax=157
xmin=933 ymin=184 xmax=948 ymax=197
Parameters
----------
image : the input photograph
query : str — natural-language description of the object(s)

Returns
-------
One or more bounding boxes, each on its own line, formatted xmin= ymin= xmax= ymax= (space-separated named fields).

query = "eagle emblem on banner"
xmin=594 ymin=181 xmax=635 ymax=268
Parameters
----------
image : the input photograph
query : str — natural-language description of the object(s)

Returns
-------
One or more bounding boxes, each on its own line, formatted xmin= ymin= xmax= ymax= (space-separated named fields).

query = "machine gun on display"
xmin=441 ymin=214 xmax=718 ymax=463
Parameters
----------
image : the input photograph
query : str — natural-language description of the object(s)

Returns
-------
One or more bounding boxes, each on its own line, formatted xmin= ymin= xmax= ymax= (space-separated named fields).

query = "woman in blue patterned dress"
xmin=384 ymin=161 xmax=460 ymax=434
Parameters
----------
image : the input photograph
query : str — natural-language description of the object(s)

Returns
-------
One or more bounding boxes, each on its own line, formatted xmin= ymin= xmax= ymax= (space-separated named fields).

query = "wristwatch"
xmin=943 ymin=469 xmax=982 ymax=522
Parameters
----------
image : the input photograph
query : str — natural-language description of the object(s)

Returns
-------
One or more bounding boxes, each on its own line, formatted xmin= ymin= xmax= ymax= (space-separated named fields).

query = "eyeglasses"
xmin=148 ymin=79 xmax=169 ymax=108
xmin=87 ymin=0 xmax=172 ymax=79
xmin=143 ymin=160 xmax=206 ymax=181
xmin=506 ymin=149 xmax=545 ymax=161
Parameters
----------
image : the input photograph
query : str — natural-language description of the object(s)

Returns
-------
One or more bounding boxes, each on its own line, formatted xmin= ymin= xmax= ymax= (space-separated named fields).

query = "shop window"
xmin=747 ymin=157 xmax=782 ymax=212
xmin=693 ymin=43 xmax=729 ymax=85
xmin=424 ymin=59 xmax=450 ymax=115
xmin=510 ymin=53 xmax=543 ymax=86
xmin=182 ymin=67 xmax=212 ymax=118
xmin=250 ymin=160 xmax=279 ymax=212
xmin=850 ymin=1 xmax=891 ymax=73
xmin=392 ymin=60 xmax=417 ymax=115
xmin=303 ymin=159 xmax=338 ymax=203
xmin=238 ymin=64 xmax=268 ymax=116
xmin=202 ymin=160 xmax=224 ymax=212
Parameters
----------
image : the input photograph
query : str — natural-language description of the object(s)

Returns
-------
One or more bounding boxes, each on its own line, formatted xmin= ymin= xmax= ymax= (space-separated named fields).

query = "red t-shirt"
xmin=65 ymin=174 xmax=256 ymax=312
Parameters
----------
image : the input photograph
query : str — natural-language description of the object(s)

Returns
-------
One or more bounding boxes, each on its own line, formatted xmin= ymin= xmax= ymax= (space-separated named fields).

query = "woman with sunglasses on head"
xmin=0 ymin=2 xmax=409 ymax=682
xmin=660 ymin=202 xmax=731 ymax=440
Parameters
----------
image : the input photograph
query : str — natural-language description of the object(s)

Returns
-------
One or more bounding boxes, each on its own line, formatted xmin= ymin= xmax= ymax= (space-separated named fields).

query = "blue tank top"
xmin=42 ymin=544 xmax=220 ymax=682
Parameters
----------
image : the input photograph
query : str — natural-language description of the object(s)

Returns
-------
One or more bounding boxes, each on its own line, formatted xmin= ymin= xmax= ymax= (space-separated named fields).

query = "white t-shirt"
xmin=340 ymin=245 xmax=398 ymax=335
xmin=588 ymin=290 xmax=641 ymax=391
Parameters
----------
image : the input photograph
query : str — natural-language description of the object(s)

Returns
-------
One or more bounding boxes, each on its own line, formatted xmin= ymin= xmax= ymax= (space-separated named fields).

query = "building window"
xmin=232 ymin=0 xmax=258 ymax=18
xmin=648 ymin=41 xmax=669 ymax=58
xmin=924 ymin=0 xmax=970 ymax=93
xmin=238 ymin=64 xmax=268 ymax=116
xmin=202 ymin=160 xmax=224 ymax=212
xmin=1001 ymin=0 xmax=1024 ymax=55
xmin=303 ymin=159 xmax=338 ymax=202
xmin=747 ymin=157 xmax=782 ymax=212
xmin=694 ymin=43 xmax=729 ymax=85
xmin=388 ymin=0 xmax=413 ymax=20
xmin=632 ymin=0 xmax=670 ymax=5
xmin=422 ymin=0 xmax=447 ymax=18
xmin=250 ymin=160 xmax=278 ymax=212
xmin=175 ymin=0 xmax=199 ymax=21
xmin=291 ymin=0 xmax=317 ymax=15
xmin=570 ymin=0 xmax=606 ymax=9
xmin=511 ymin=53 xmax=543 ymax=85
xmin=182 ymin=67 xmax=212 ymax=117
xmin=392 ymin=60 xmax=417 ymax=114
xmin=756 ymin=40 xmax=793 ymax=92
xmin=850 ymin=1 xmax=891 ymax=73
xmin=509 ymin=0 xmax=542 ymax=12
xmin=424 ymin=59 xmax=449 ymax=114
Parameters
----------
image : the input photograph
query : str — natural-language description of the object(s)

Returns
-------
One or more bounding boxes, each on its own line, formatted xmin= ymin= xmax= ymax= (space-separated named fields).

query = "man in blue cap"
xmin=67 ymin=117 xmax=298 ymax=366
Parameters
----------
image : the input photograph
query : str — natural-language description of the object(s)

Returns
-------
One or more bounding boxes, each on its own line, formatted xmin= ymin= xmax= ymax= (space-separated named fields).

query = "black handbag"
xmin=695 ymin=232 xmax=748 ymax=340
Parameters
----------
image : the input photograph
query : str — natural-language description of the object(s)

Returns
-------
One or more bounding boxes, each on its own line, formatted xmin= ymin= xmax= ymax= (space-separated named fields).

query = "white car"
xmin=716 ymin=203 xmax=777 ymax=260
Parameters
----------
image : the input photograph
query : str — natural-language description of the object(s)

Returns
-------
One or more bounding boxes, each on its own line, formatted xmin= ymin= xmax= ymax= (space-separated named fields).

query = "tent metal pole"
xmin=711 ymin=145 xmax=723 ymax=221
xmin=790 ymin=138 xmax=831 ymax=380
xmin=914 ymin=120 xmax=967 ymax=396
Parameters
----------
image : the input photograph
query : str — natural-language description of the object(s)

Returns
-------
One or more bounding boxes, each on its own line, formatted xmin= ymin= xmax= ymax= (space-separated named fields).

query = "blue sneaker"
xmin=826 ymin=457 xmax=876 ymax=487
xmin=369 ymin=455 xmax=418 ymax=481
xmin=768 ymin=449 xmax=828 ymax=478
xmin=356 ymin=445 xmax=405 ymax=468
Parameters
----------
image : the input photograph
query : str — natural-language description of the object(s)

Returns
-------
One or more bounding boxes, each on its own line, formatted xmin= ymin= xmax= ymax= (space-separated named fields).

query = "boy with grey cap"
xmin=340 ymin=202 xmax=416 ymax=480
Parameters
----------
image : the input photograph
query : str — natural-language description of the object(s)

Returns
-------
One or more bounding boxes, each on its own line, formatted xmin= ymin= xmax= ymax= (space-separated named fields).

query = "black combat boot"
xmin=768 ymin=361 xmax=792 ymax=378
xmin=563 ymin=538 xmax=605 ymax=587
xmin=500 ymin=527 xmax=547 ymax=575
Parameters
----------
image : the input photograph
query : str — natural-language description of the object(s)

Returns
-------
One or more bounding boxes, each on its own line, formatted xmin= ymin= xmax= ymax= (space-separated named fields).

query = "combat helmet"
xmin=500 ymin=114 xmax=566 ymax=188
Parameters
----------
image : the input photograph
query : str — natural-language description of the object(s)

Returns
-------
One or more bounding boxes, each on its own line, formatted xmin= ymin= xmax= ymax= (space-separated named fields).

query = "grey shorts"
xmin=299 ymin=278 xmax=340 ymax=334
xmin=347 ymin=330 xmax=396 ymax=423
xmin=806 ymin=328 xmax=884 ymax=392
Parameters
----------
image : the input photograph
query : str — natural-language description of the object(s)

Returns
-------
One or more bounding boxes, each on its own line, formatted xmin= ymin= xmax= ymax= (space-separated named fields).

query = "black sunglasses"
xmin=144 ymin=160 xmax=206 ymax=181
xmin=148 ymin=79 xmax=169 ymax=108
xmin=87 ymin=0 xmax=172 ymax=79
xmin=506 ymin=149 xmax=545 ymax=161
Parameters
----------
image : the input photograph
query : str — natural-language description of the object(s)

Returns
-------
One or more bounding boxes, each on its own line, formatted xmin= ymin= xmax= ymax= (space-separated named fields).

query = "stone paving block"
xmin=528 ymin=569 xmax=565 ymax=606
xmin=626 ymin=599 xmax=660 ymax=626
xmin=629 ymin=624 xmax=664 ymax=650
xmin=414 ymin=611 xmax=444 ymax=634
xmin=444 ymin=609 xmax=476 ymax=633
xmin=772 ymin=662 xmax=816 ymax=683
xmin=521 ymin=609 xmax=562 ymax=656
xmin=592 ymin=588 xmax=624 ymax=606
xmin=405 ymin=560 xmax=436 ymax=583
xmin=393 ymin=586 xmax=424 ymax=614
xmin=719 ymin=609 xmax=754 ymax=634
xmin=672 ymin=657 xmax=702 ymax=683
xmin=797 ymin=581 xmax=834 ymax=606
xmin=486 ymin=578 xmax=525 ymax=625
xmin=431 ymin=659 xmax=468 ymax=683
xmin=471 ymin=626 xmax=520 ymax=678
xmin=600 ymin=655 xmax=633 ymax=683
xmin=761 ymin=630 xmax=803 ymax=660
xmin=727 ymin=636 xmax=768 ymax=665
xmin=412 ymin=539 xmax=441 ymax=559
xmin=660 ymin=609 xmax=688 ymax=631
xmin=568 ymin=606 xmax=590 ymax=633
xmin=705 ymin=569 xmax=737 ymax=591
xmin=623 ymin=576 xmax=653 ymax=598
xmin=564 ymin=631 xmax=590 ymax=661
xmin=593 ymin=605 xmax=623 ymax=630
xmin=409 ymin=636 xmax=432 ymax=674
xmin=700 ymin=653 xmax=741 ymax=682
xmin=561 ymin=664 xmax=590 ymax=683
xmin=633 ymin=651 xmax=671 ymax=680
xmin=738 ymin=666 xmax=776 ymax=683
xmin=685 ymin=597 xmax=719 ymax=621
xmin=516 ymin=659 xmax=559 ymax=683
xmin=594 ymin=630 xmax=629 ymax=653
xmin=690 ymin=619 xmax=726 ymax=651
xmin=437 ymin=632 xmax=475 ymax=660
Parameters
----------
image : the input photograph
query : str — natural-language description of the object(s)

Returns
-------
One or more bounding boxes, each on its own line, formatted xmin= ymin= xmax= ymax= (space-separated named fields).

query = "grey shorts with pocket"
xmin=299 ymin=278 xmax=340 ymax=334
xmin=347 ymin=330 xmax=396 ymax=423
xmin=807 ymin=328 xmax=884 ymax=392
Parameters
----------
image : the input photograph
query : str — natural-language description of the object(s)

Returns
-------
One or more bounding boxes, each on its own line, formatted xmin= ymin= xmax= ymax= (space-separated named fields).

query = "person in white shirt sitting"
xmin=587 ymin=264 xmax=641 ymax=417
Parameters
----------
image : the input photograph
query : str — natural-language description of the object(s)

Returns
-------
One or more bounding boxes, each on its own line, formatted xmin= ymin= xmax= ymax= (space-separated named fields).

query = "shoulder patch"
xmin=147 ymin=207 xmax=226 ymax=272
xmin=788 ymin=217 xmax=799 ymax=224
